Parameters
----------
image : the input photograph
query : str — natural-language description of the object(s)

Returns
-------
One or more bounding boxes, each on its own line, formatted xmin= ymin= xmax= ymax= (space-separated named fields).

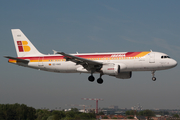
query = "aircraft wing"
xmin=4 ymin=56 xmax=29 ymax=64
xmin=56 ymin=52 xmax=103 ymax=71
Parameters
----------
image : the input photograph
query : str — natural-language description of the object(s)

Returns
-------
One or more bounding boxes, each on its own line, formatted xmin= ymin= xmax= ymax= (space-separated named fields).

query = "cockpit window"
xmin=161 ymin=56 xmax=170 ymax=59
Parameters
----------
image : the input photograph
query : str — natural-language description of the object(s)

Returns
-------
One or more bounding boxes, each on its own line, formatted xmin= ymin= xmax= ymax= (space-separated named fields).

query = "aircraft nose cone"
xmin=171 ymin=59 xmax=178 ymax=67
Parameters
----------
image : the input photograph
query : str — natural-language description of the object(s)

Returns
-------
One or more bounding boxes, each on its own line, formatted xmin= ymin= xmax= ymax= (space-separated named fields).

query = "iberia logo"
xmin=17 ymin=41 xmax=31 ymax=52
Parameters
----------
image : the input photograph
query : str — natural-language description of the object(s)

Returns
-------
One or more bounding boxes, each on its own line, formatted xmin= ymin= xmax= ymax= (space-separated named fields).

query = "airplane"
xmin=4 ymin=29 xmax=177 ymax=84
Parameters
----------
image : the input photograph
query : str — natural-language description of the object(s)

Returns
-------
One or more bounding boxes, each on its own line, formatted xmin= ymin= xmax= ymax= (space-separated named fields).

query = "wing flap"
xmin=57 ymin=52 xmax=102 ymax=65
xmin=56 ymin=52 xmax=102 ymax=71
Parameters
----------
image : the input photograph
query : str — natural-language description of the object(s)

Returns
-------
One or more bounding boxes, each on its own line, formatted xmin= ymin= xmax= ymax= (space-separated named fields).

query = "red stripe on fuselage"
xmin=125 ymin=52 xmax=141 ymax=57
xmin=17 ymin=52 xmax=145 ymax=61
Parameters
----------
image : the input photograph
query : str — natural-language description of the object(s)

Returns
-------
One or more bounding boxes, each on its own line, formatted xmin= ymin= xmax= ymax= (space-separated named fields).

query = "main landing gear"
xmin=151 ymin=71 xmax=156 ymax=81
xmin=88 ymin=75 xmax=95 ymax=82
xmin=88 ymin=74 xmax=103 ymax=84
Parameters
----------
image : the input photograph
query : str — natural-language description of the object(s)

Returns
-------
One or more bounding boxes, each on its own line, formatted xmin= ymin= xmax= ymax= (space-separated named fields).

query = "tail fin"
xmin=11 ymin=29 xmax=43 ymax=57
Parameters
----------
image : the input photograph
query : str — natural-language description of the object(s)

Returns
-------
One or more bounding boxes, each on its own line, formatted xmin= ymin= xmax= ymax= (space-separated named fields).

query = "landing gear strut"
xmin=151 ymin=71 xmax=156 ymax=81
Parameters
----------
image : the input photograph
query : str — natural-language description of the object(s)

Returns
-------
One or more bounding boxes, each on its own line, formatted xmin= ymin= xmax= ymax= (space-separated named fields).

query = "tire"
xmin=97 ymin=78 xmax=103 ymax=84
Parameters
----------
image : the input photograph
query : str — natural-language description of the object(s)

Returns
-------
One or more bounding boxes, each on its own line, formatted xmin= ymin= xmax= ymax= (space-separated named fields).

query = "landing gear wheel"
xmin=152 ymin=77 xmax=156 ymax=81
xmin=88 ymin=75 xmax=95 ymax=82
xmin=97 ymin=78 xmax=103 ymax=84
xmin=151 ymin=71 xmax=156 ymax=81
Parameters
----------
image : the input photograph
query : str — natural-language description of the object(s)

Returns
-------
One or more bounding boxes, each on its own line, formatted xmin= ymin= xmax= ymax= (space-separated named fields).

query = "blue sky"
xmin=1 ymin=0 xmax=180 ymax=110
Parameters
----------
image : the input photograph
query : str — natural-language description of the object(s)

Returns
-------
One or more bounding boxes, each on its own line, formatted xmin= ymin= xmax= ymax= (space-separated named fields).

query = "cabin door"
xmin=149 ymin=53 xmax=155 ymax=63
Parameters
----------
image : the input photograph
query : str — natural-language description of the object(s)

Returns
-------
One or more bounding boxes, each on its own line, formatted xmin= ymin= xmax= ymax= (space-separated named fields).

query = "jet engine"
xmin=115 ymin=71 xmax=132 ymax=79
xmin=101 ymin=63 xmax=126 ymax=75
xmin=101 ymin=63 xmax=120 ymax=76
xmin=101 ymin=63 xmax=132 ymax=79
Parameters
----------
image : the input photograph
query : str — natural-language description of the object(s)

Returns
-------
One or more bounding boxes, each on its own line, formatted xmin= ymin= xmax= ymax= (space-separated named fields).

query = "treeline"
xmin=36 ymin=108 xmax=96 ymax=120
xmin=0 ymin=103 xmax=96 ymax=120
xmin=126 ymin=109 xmax=155 ymax=116
xmin=0 ymin=103 xmax=36 ymax=120
xmin=126 ymin=110 xmax=180 ymax=119
xmin=126 ymin=110 xmax=155 ymax=119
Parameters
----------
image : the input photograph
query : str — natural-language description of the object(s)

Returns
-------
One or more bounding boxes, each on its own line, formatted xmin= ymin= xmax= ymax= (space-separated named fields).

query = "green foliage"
xmin=0 ymin=103 xmax=36 ymax=120
xmin=63 ymin=108 xmax=96 ymax=120
xmin=70 ymin=108 xmax=79 ymax=113
xmin=173 ymin=114 xmax=179 ymax=118
xmin=125 ymin=110 xmax=136 ymax=115
xmin=154 ymin=110 xmax=169 ymax=116
xmin=0 ymin=104 xmax=96 ymax=120
xmin=138 ymin=109 xmax=155 ymax=117
xmin=98 ymin=111 xmax=105 ymax=115
xmin=127 ymin=116 xmax=134 ymax=119
xmin=52 ymin=110 xmax=66 ymax=119
xmin=36 ymin=109 xmax=52 ymax=120
xmin=126 ymin=109 xmax=155 ymax=119
xmin=102 ymin=116 xmax=109 ymax=119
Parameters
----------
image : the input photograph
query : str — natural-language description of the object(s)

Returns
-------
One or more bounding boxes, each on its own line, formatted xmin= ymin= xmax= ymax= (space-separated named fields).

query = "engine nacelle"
xmin=101 ymin=63 xmax=129 ymax=78
xmin=101 ymin=64 xmax=120 ymax=76
xmin=116 ymin=71 xmax=132 ymax=79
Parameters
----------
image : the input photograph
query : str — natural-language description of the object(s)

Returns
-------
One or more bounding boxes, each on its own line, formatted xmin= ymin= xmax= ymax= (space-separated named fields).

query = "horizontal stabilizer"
xmin=4 ymin=56 xmax=29 ymax=64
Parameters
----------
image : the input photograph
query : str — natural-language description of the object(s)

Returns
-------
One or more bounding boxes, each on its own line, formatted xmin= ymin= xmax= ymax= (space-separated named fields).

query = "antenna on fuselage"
xmin=150 ymin=49 xmax=153 ymax=52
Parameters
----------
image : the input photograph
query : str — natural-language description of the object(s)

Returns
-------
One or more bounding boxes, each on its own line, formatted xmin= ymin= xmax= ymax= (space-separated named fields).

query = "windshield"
xmin=161 ymin=56 xmax=170 ymax=59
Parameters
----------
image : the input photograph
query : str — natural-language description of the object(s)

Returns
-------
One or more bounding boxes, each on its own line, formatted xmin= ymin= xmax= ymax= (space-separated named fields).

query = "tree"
xmin=127 ymin=116 xmax=134 ymax=119
xmin=0 ymin=103 xmax=36 ymax=120
xmin=102 ymin=116 xmax=109 ymax=119
xmin=139 ymin=110 xmax=155 ymax=119
xmin=70 ymin=108 xmax=79 ymax=113
xmin=36 ymin=109 xmax=51 ymax=120
xmin=126 ymin=110 xmax=136 ymax=115
xmin=173 ymin=114 xmax=179 ymax=118
xmin=52 ymin=110 xmax=66 ymax=120
xmin=98 ymin=111 xmax=105 ymax=115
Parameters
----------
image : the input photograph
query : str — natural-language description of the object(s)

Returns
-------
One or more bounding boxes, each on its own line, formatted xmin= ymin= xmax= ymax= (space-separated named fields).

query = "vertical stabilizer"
xmin=11 ymin=29 xmax=43 ymax=57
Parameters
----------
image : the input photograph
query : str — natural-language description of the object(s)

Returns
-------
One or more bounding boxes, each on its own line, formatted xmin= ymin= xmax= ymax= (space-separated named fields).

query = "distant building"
xmin=108 ymin=105 xmax=119 ymax=110
xmin=96 ymin=114 xmax=126 ymax=119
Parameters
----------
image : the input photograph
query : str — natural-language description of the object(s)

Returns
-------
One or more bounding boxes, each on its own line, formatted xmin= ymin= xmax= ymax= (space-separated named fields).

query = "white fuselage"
xmin=19 ymin=51 xmax=177 ymax=74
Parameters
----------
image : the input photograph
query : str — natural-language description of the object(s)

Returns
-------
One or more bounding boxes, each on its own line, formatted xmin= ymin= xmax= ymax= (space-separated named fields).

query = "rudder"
xmin=11 ymin=29 xmax=43 ymax=57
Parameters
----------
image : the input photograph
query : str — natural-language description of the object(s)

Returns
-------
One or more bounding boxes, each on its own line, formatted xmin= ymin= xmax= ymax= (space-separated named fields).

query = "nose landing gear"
xmin=151 ymin=71 xmax=156 ymax=81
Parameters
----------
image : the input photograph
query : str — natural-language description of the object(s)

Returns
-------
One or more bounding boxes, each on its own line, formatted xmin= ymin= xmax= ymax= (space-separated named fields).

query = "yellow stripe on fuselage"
xmin=135 ymin=52 xmax=150 ymax=57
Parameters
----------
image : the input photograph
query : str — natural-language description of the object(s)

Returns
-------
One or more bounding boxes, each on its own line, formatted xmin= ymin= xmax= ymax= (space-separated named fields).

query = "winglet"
xmin=52 ymin=50 xmax=58 ymax=54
